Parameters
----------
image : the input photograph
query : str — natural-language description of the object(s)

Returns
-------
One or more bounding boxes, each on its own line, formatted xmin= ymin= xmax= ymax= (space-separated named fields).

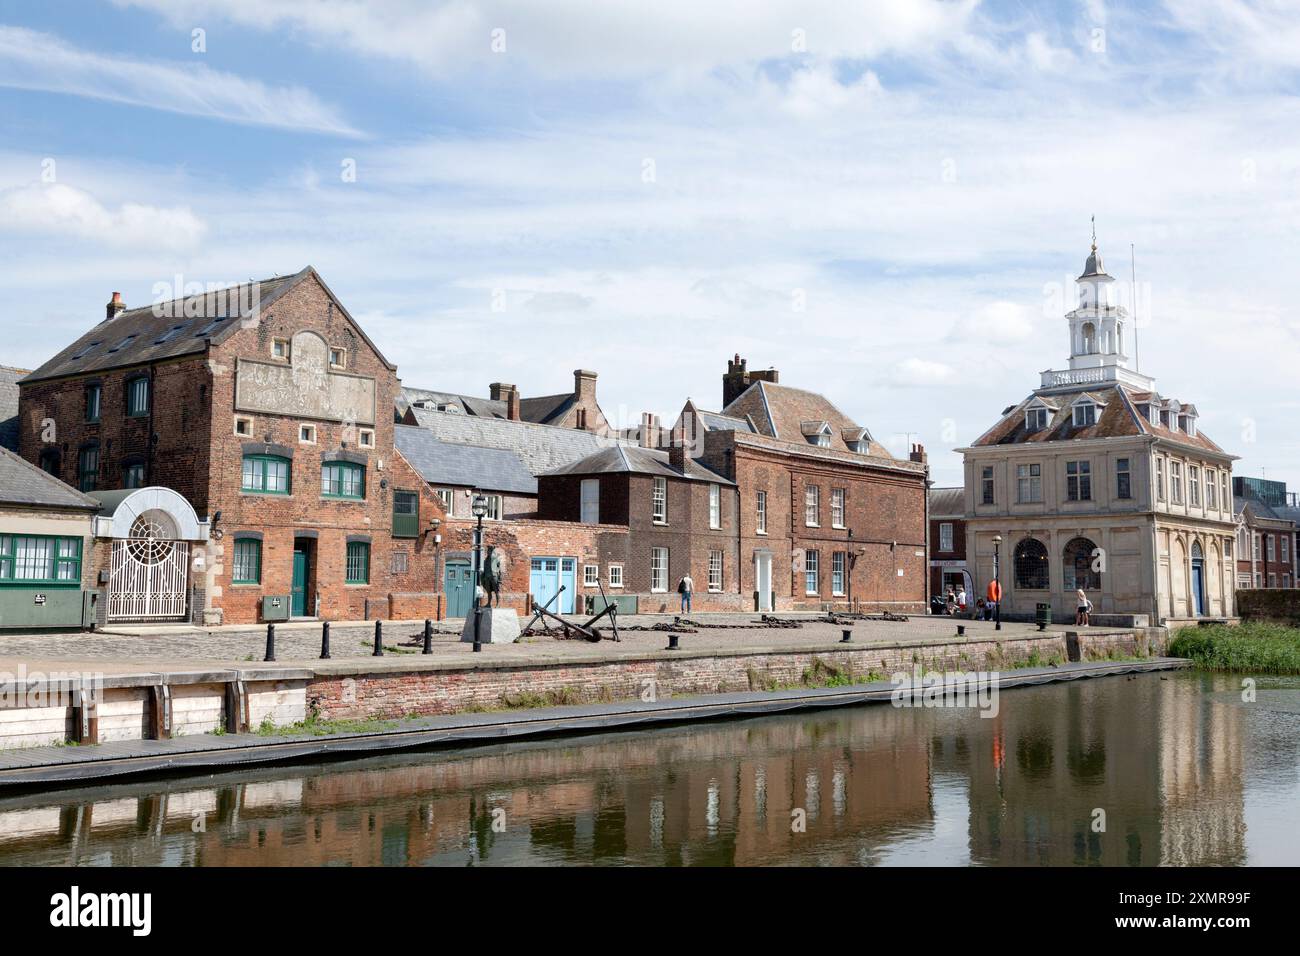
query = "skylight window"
xmin=69 ymin=341 xmax=101 ymax=360
xmin=107 ymin=334 xmax=136 ymax=353
xmin=154 ymin=324 xmax=186 ymax=344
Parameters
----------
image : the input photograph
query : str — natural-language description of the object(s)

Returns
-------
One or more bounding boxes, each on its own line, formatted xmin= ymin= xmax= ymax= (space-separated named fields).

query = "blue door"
xmin=1191 ymin=542 xmax=1205 ymax=616
xmin=530 ymin=557 xmax=576 ymax=614
xmin=444 ymin=561 xmax=473 ymax=618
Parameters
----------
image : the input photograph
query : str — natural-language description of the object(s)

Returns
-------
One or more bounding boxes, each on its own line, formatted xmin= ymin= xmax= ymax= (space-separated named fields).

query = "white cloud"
xmin=0 ymin=183 xmax=207 ymax=249
xmin=949 ymin=301 xmax=1038 ymax=344
xmin=0 ymin=26 xmax=359 ymax=135
xmin=893 ymin=358 xmax=958 ymax=387
xmin=115 ymin=0 xmax=978 ymax=76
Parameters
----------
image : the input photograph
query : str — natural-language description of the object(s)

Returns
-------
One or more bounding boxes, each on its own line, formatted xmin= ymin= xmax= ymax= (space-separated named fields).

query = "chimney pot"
xmin=106 ymin=291 xmax=126 ymax=321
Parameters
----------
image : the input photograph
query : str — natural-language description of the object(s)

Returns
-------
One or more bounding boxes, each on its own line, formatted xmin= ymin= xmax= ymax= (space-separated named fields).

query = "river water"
xmin=1 ymin=671 xmax=1297 ymax=866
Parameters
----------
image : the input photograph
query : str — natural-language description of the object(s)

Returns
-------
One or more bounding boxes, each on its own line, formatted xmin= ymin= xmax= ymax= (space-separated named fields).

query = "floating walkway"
xmin=0 ymin=657 xmax=1189 ymax=789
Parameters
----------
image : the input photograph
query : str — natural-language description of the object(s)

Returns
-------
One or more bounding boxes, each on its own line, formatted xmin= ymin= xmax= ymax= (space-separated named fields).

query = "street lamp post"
xmin=992 ymin=535 xmax=1003 ymax=632
xmin=471 ymin=494 xmax=488 ymax=652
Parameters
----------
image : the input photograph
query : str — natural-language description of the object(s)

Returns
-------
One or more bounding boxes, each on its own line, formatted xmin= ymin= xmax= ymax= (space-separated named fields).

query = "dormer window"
xmin=1073 ymin=402 xmax=1097 ymax=427
xmin=801 ymin=421 xmax=833 ymax=447
xmin=1025 ymin=407 xmax=1050 ymax=433
xmin=1179 ymin=414 xmax=1197 ymax=437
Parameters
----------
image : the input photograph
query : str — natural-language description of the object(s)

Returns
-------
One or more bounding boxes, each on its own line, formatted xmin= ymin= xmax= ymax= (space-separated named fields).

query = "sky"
xmin=0 ymin=0 xmax=1296 ymax=489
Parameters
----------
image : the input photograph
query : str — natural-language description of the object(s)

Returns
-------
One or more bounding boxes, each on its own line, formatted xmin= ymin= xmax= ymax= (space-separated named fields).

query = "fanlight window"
xmin=1013 ymin=538 xmax=1049 ymax=590
xmin=127 ymin=512 xmax=178 ymax=565
xmin=1063 ymin=537 xmax=1101 ymax=591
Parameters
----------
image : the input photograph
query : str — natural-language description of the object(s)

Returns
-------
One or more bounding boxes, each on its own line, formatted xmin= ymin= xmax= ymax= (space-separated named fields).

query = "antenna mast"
xmin=1130 ymin=242 xmax=1140 ymax=373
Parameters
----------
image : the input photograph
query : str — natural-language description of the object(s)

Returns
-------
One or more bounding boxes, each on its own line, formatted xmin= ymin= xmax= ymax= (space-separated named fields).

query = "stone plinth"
xmin=460 ymin=607 xmax=521 ymax=644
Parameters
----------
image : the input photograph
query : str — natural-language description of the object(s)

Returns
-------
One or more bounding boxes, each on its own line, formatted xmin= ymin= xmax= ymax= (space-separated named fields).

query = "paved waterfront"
xmin=0 ymin=613 xmax=1069 ymax=670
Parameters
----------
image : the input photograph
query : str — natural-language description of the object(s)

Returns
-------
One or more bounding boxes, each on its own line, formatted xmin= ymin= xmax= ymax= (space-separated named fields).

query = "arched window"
xmin=1014 ymin=538 xmax=1050 ymax=590
xmin=1063 ymin=537 xmax=1101 ymax=591
xmin=1081 ymin=322 xmax=1097 ymax=353
xmin=1191 ymin=540 xmax=1203 ymax=560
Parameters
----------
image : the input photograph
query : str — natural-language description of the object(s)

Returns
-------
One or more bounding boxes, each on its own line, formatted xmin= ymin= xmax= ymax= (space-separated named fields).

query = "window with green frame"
xmin=122 ymin=462 xmax=146 ymax=488
xmin=126 ymin=376 xmax=150 ymax=417
xmin=84 ymin=384 xmax=101 ymax=423
xmin=241 ymin=454 xmax=291 ymax=494
xmin=0 ymin=534 xmax=82 ymax=587
xmin=345 ymin=541 xmax=370 ymax=583
xmin=232 ymin=538 xmax=261 ymax=584
xmin=322 ymin=461 xmax=365 ymax=499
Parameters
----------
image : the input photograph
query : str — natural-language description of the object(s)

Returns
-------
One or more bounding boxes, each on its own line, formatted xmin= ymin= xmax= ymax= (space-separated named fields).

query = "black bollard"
xmin=957 ymin=624 xmax=966 ymax=637
xmin=667 ymin=633 xmax=679 ymax=651
xmin=423 ymin=618 xmax=433 ymax=655
xmin=373 ymin=619 xmax=384 ymax=657
xmin=320 ymin=621 xmax=331 ymax=660
xmin=841 ymin=629 xmax=852 ymax=643
xmin=264 ymin=623 xmax=276 ymax=662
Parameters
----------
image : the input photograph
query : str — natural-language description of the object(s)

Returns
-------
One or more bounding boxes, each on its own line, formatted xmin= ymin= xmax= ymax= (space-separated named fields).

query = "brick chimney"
xmin=574 ymin=369 xmax=597 ymax=403
xmin=722 ymin=353 xmax=778 ymax=408
xmin=909 ymin=443 xmax=928 ymax=465
xmin=106 ymin=291 xmax=125 ymax=321
xmin=489 ymin=382 xmax=520 ymax=420
xmin=669 ymin=435 xmax=686 ymax=472
xmin=639 ymin=412 xmax=661 ymax=448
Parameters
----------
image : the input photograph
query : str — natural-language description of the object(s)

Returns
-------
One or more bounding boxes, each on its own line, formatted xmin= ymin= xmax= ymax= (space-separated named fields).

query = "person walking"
xmin=678 ymin=572 xmax=694 ymax=614
xmin=956 ymin=585 xmax=968 ymax=616
xmin=1075 ymin=588 xmax=1092 ymax=626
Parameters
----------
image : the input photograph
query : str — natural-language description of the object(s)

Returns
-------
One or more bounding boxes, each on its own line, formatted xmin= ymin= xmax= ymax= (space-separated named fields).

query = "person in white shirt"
xmin=678 ymin=574 xmax=694 ymax=614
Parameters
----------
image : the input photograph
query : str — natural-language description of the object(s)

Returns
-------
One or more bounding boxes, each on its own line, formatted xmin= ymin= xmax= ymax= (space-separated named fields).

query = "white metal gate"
xmin=107 ymin=514 xmax=190 ymax=622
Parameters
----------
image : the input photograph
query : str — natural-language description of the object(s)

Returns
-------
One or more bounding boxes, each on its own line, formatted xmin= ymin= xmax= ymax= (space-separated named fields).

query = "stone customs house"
xmin=655 ymin=357 xmax=929 ymax=613
xmin=18 ymin=268 xmax=440 ymax=626
xmin=959 ymin=240 xmax=1237 ymax=624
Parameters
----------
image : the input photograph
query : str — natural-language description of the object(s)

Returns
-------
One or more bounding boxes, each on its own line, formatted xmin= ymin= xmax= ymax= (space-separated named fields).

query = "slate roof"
xmin=394 ymin=424 xmax=538 ymax=495
xmin=542 ymin=444 xmax=734 ymax=485
xmin=720 ymin=381 xmax=892 ymax=458
xmin=404 ymin=405 xmax=624 ymax=476
xmin=929 ymin=486 xmax=964 ymax=518
xmin=1235 ymin=494 xmax=1299 ymax=526
xmin=399 ymin=386 xmax=575 ymax=427
xmin=20 ymin=267 xmax=395 ymax=385
xmin=0 ymin=365 xmax=27 ymax=452
xmin=0 ymin=446 xmax=99 ymax=511
xmin=698 ymin=410 xmax=755 ymax=433
xmin=973 ymin=384 xmax=1229 ymax=455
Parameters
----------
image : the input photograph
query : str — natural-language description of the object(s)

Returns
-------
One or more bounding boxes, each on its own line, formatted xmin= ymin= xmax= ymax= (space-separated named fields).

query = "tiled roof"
xmin=0 ymin=446 xmax=100 ymax=510
xmin=404 ymin=405 xmax=624 ymax=476
xmin=394 ymin=424 xmax=538 ymax=495
xmin=399 ymin=386 xmax=574 ymax=427
xmin=973 ymin=384 xmax=1228 ymax=455
xmin=929 ymin=486 xmax=964 ymax=517
xmin=720 ymin=381 xmax=893 ymax=457
xmin=0 ymin=365 xmax=28 ymax=452
xmin=542 ymin=444 xmax=734 ymax=484
xmin=20 ymin=273 xmax=305 ymax=384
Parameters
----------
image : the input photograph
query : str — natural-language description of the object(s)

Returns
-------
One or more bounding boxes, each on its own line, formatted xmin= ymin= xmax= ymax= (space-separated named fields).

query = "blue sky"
xmin=1 ymin=0 xmax=1297 ymax=488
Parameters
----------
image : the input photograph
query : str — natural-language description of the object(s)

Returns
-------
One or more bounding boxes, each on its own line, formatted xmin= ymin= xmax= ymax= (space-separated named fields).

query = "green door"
xmin=444 ymin=561 xmax=473 ymax=617
xmin=292 ymin=549 xmax=309 ymax=617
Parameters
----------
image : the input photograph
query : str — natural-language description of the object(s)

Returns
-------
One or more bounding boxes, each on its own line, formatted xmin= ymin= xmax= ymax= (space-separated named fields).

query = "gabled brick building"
xmin=18 ymin=268 xmax=445 ymax=625
xmin=667 ymin=357 xmax=929 ymax=613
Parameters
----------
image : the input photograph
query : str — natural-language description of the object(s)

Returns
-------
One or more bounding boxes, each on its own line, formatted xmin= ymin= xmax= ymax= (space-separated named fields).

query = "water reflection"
xmin=0 ymin=672 xmax=1296 ymax=867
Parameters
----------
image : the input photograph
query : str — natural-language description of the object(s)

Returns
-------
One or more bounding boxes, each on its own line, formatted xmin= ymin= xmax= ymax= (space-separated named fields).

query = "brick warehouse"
xmin=665 ymin=357 xmax=929 ymax=613
xmin=17 ymin=268 xmax=451 ymax=626
xmin=15 ymin=279 xmax=932 ymax=626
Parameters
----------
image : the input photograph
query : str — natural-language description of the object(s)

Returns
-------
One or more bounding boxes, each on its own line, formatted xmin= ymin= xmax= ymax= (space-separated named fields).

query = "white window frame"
xmin=709 ymin=484 xmax=721 ymax=529
xmin=299 ymin=423 xmax=317 ymax=444
xmin=652 ymin=477 xmax=667 ymax=524
xmin=435 ymin=488 xmax=454 ymax=513
xmin=939 ymin=522 xmax=954 ymax=553
xmin=484 ymin=494 xmax=502 ymax=520
xmin=358 ymin=428 xmax=375 ymax=449
xmin=608 ymin=564 xmax=624 ymax=588
xmin=831 ymin=551 xmax=845 ymax=596
xmin=1189 ymin=466 xmax=1201 ymax=507
xmin=1016 ymin=463 xmax=1042 ymax=503
xmin=1025 ymin=406 xmax=1049 ymax=432
xmin=831 ymin=488 xmax=845 ymax=528
xmin=805 ymin=485 xmax=820 ymax=527
xmin=1072 ymin=402 xmax=1096 ymax=427
xmin=650 ymin=547 xmax=668 ymax=592
xmin=756 ymin=491 xmax=767 ymax=534
xmin=583 ymin=564 xmax=599 ymax=587
xmin=1155 ymin=456 xmax=1166 ymax=503
xmin=1170 ymin=461 xmax=1183 ymax=504
xmin=804 ymin=549 xmax=819 ymax=595
xmin=1207 ymin=469 xmax=1218 ymax=509
xmin=981 ymin=466 xmax=995 ymax=505
xmin=1266 ymin=534 xmax=1275 ymax=561
xmin=707 ymin=550 xmax=723 ymax=592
